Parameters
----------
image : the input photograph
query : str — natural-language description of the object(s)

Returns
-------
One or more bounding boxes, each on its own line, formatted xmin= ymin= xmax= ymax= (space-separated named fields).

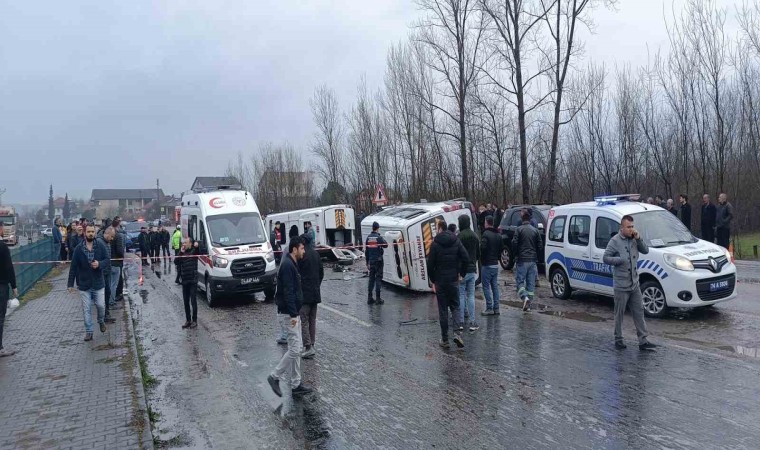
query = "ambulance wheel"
xmin=205 ymin=278 xmax=217 ymax=307
xmin=641 ymin=280 xmax=668 ymax=318
xmin=500 ymin=248 xmax=514 ymax=270
xmin=550 ymin=267 xmax=572 ymax=300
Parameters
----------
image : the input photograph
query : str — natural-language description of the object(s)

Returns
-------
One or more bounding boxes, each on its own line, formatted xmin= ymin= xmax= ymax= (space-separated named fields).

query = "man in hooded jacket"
xmin=427 ymin=221 xmax=469 ymax=349
xmin=298 ymin=232 xmax=324 ymax=359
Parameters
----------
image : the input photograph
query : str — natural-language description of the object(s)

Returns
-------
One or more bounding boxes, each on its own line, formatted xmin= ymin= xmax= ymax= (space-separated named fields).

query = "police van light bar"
xmin=594 ymin=194 xmax=641 ymax=205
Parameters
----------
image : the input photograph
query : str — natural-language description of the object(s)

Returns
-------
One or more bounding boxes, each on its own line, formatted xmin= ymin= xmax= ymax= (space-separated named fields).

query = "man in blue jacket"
xmin=67 ymin=225 xmax=109 ymax=341
xmin=268 ymin=238 xmax=314 ymax=400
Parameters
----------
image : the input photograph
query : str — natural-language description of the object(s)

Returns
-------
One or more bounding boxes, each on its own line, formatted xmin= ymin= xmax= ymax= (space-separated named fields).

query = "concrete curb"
xmin=124 ymin=295 xmax=154 ymax=450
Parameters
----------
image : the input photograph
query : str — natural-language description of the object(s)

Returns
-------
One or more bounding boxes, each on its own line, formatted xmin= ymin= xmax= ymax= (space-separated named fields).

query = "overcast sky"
xmin=0 ymin=0 xmax=740 ymax=205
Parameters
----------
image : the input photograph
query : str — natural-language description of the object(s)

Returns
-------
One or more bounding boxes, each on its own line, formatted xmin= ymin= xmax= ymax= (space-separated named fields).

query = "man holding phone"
xmin=603 ymin=215 xmax=658 ymax=351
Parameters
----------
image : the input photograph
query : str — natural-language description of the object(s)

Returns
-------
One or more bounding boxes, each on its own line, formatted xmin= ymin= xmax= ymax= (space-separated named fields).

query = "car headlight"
xmin=663 ymin=253 xmax=694 ymax=271
xmin=724 ymin=248 xmax=732 ymax=262
xmin=212 ymin=255 xmax=229 ymax=268
xmin=265 ymin=251 xmax=275 ymax=263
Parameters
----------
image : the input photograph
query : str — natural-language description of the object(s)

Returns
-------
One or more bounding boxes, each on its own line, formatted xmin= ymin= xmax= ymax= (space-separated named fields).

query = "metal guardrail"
xmin=9 ymin=236 xmax=57 ymax=297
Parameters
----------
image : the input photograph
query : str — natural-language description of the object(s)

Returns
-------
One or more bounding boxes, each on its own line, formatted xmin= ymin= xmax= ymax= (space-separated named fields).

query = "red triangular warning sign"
xmin=372 ymin=185 xmax=387 ymax=204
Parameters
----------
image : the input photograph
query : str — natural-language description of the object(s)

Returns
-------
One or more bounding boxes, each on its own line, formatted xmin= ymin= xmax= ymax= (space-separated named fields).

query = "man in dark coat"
xmin=138 ymin=227 xmax=150 ymax=266
xmin=178 ymin=237 xmax=200 ymax=328
xmin=67 ymin=225 xmax=109 ymax=341
xmin=427 ymin=221 xmax=469 ymax=349
xmin=701 ymin=194 xmax=717 ymax=243
xmin=268 ymin=238 xmax=313 ymax=400
xmin=298 ymin=232 xmax=324 ymax=359
xmin=0 ymin=221 xmax=18 ymax=357
xmin=678 ymin=194 xmax=692 ymax=231
xmin=364 ymin=221 xmax=387 ymax=304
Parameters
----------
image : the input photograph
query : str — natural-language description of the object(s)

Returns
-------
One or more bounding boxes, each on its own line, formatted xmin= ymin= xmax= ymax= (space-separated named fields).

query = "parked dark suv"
xmin=497 ymin=204 xmax=553 ymax=270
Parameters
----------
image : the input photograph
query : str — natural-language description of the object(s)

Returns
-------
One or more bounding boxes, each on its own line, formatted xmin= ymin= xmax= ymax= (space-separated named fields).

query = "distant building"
xmin=90 ymin=189 xmax=165 ymax=219
xmin=190 ymin=176 xmax=242 ymax=192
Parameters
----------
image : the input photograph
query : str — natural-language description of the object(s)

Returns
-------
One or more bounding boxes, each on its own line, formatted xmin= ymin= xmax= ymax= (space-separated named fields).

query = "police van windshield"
xmin=631 ymin=210 xmax=696 ymax=248
xmin=207 ymin=212 xmax=266 ymax=247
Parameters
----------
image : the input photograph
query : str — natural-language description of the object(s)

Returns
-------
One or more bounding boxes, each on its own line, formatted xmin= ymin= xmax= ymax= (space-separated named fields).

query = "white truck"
xmin=0 ymin=206 xmax=18 ymax=246
xmin=180 ymin=186 xmax=277 ymax=306
xmin=265 ymin=205 xmax=359 ymax=264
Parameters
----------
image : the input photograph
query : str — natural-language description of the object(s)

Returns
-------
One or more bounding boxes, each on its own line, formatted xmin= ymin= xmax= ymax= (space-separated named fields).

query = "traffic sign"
xmin=372 ymin=185 xmax=387 ymax=205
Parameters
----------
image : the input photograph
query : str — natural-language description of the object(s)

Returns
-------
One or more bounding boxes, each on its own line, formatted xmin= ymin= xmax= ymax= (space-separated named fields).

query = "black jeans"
xmin=161 ymin=245 xmax=170 ymax=257
xmin=435 ymin=282 xmax=460 ymax=341
xmin=716 ymin=227 xmax=730 ymax=249
xmin=116 ymin=266 xmax=124 ymax=298
xmin=0 ymin=283 xmax=9 ymax=349
xmin=368 ymin=260 xmax=383 ymax=297
xmin=103 ymin=274 xmax=112 ymax=319
xmin=701 ymin=227 xmax=715 ymax=243
xmin=182 ymin=283 xmax=198 ymax=322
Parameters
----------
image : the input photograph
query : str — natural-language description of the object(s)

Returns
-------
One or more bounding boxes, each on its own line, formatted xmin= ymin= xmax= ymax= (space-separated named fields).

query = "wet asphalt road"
xmin=126 ymin=256 xmax=760 ymax=449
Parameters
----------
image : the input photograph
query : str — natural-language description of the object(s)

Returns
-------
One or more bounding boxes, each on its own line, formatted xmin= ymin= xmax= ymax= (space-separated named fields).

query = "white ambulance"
xmin=265 ymin=205 xmax=358 ymax=263
xmin=545 ymin=194 xmax=737 ymax=317
xmin=180 ymin=187 xmax=277 ymax=306
xmin=361 ymin=199 xmax=478 ymax=292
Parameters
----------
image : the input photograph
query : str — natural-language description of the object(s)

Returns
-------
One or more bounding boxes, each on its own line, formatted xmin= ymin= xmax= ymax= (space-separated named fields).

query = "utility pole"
xmin=156 ymin=178 xmax=161 ymax=220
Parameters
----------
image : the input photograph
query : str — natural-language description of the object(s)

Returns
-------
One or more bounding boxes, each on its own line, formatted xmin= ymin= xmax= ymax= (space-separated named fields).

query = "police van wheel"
xmin=500 ymin=249 xmax=515 ymax=270
xmin=641 ymin=280 xmax=668 ymax=318
xmin=205 ymin=278 xmax=217 ymax=307
xmin=550 ymin=267 xmax=572 ymax=300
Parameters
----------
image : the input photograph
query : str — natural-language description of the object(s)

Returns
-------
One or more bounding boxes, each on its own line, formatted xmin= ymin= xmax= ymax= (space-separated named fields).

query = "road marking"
xmin=320 ymin=304 xmax=372 ymax=328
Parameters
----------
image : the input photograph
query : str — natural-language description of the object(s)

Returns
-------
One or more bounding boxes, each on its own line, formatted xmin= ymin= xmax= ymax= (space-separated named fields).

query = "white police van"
xmin=545 ymin=194 xmax=737 ymax=317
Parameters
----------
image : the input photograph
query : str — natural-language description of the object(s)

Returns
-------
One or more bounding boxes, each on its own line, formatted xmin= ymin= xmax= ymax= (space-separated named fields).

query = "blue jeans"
xmin=80 ymin=288 xmax=105 ymax=333
xmin=109 ymin=267 xmax=121 ymax=306
xmin=515 ymin=262 xmax=537 ymax=301
xmin=458 ymin=272 xmax=477 ymax=326
xmin=481 ymin=265 xmax=500 ymax=311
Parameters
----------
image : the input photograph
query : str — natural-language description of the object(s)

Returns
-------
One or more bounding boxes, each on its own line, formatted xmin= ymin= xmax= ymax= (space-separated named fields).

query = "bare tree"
xmin=310 ymin=85 xmax=345 ymax=187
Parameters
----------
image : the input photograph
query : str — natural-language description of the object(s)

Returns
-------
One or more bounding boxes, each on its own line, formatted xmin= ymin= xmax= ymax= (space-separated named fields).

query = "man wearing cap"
xmin=364 ymin=222 xmax=387 ymax=304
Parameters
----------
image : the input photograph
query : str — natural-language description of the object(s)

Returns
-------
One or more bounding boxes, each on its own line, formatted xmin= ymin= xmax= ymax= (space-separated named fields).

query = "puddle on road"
xmin=537 ymin=310 xmax=607 ymax=323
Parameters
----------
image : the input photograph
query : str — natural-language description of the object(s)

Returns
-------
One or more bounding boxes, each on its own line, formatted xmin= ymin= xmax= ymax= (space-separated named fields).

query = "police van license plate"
xmin=709 ymin=280 xmax=729 ymax=292
xmin=241 ymin=277 xmax=259 ymax=285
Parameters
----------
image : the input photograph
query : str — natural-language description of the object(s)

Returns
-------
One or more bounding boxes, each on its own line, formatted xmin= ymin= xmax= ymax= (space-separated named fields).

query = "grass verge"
xmin=734 ymin=232 xmax=760 ymax=260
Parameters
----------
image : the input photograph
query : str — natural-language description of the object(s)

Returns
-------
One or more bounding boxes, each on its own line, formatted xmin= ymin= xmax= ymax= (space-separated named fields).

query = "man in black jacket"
xmin=365 ymin=221 xmax=387 ymax=304
xmin=298 ymin=233 xmax=324 ymax=359
xmin=715 ymin=193 xmax=734 ymax=249
xmin=480 ymin=216 xmax=503 ymax=316
xmin=0 ymin=222 xmax=18 ymax=357
xmin=457 ymin=214 xmax=480 ymax=332
xmin=138 ymin=227 xmax=149 ymax=266
xmin=679 ymin=194 xmax=692 ymax=231
xmin=67 ymin=225 xmax=110 ymax=341
xmin=178 ymin=238 xmax=200 ymax=329
xmin=427 ymin=221 xmax=469 ymax=349
xmin=268 ymin=238 xmax=314 ymax=400
xmin=701 ymin=194 xmax=717 ymax=243
xmin=512 ymin=210 xmax=542 ymax=311
xmin=150 ymin=226 xmax=161 ymax=266
xmin=159 ymin=226 xmax=171 ymax=262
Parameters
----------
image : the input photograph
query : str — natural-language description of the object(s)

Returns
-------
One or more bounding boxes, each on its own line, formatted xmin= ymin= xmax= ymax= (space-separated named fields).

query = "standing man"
xmin=267 ymin=238 xmax=313 ymax=399
xmin=178 ymin=238 xmax=200 ymax=329
xmin=512 ymin=210 xmax=541 ymax=312
xmin=655 ymin=195 xmax=666 ymax=208
xmin=457 ymin=214 xmax=480 ymax=332
xmin=603 ymin=215 xmax=658 ymax=351
xmin=138 ymin=227 xmax=150 ymax=266
xmin=299 ymin=232 xmax=324 ymax=359
xmin=0 ymin=221 xmax=18 ymax=357
xmin=666 ymin=199 xmax=678 ymax=216
xmin=67 ymin=224 xmax=83 ymax=260
xmin=109 ymin=223 xmax=124 ymax=309
xmin=269 ymin=221 xmax=282 ymax=264
xmin=67 ymin=225 xmax=109 ymax=341
xmin=678 ymin=194 xmax=692 ymax=231
xmin=427 ymin=221 xmax=469 ymax=349
xmin=160 ymin=225 xmax=171 ymax=262
xmin=53 ymin=218 xmax=66 ymax=263
xmin=701 ymin=194 xmax=717 ymax=243
xmin=365 ymin=221 xmax=387 ymax=305
xmin=715 ymin=193 xmax=734 ymax=249
xmin=97 ymin=228 xmax=116 ymax=324
xmin=480 ymin=217 xmax=503 ymax=316
xmin=150 ymin=226 xmax=161 ymax=266
xmin=172 ymin=225 xmax=182 ymax=284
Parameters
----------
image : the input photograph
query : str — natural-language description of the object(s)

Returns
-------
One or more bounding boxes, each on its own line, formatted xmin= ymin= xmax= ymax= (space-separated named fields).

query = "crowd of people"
xmin=644 ymin=192 xmax=735 ymax=249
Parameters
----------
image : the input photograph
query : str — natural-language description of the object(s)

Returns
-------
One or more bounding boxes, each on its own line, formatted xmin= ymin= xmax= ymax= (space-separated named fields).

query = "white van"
xmin=545 ymin=194 xmax=737 ymax=317
xmin=181 ymin=187 xmax=277 ymax=306
xmin=361 ymin=199 xmax=477 ymax=292
xmin=265 ymin=205 xmax=358 ymax=263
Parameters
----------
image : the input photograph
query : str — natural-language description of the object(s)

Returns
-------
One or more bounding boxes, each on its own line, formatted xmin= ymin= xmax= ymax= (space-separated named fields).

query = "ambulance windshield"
xmin=207 ymin=212 xmax=267 ymax=247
